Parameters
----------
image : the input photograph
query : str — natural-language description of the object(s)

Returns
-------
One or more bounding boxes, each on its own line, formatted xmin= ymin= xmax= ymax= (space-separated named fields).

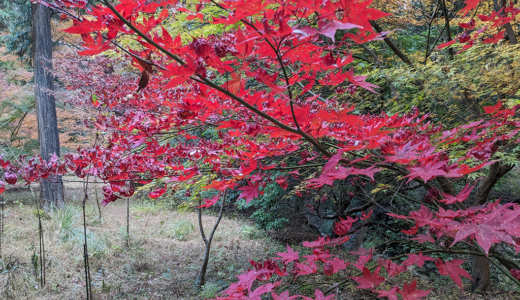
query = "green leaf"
xmin=92 ymin=94 xmax=99 ymax=106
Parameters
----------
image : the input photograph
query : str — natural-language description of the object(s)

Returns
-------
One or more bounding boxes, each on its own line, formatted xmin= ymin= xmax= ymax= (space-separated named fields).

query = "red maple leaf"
xmin=351 ymin=166 xmax=382 ymax=180
xmin=254 ymin=69 xmax=286 ymax=94
xmin=295 ymin=261 xmax=317 ymax=276
xmin=345 ymin=68 xmax=379 ymax=93
xmin=439 ymin=182 xmax=476 ymax=204
xmin=398 ymin=280 xmax=431 ymax=300
xmin=300 ymin=289 xmax=335 ymax=300
xmin=235 ymin=269 xmax=259 ymax=292
xmin=197 ymin=194 xmax=219 ymax=208
xmin=237 ymin=181 xmax=263 ymax=204
xmin=323 ymin=149 xmax=346 ymax=172
xmin=333 ymin=216 xmax=357 ymax=235
xmin=360 ymin=210 xmax=373 ymax=220
xmin=148 ymin=185 xmax=166 ymax=199
xmin=275 ymin=245 xmax=299 ymax=265
xmin=317 ymin=20 xmax=360 ymax=42
xmin=294 ymin=20 xmax=360 ymax=42
xmin=4 ymin=171 xmax=17 ymax=185
xmin=459 ymin=19 xmax=476 ymax=30
xmin=351 ymin=266 xmax=385 ymax=289
xmin=248 ymin=281 xmax=279 ymax=299
xmin=63 ymin=18 xmax=103 ymax=34
xmin=162 ymin=56 xmax=197 ymax=88
xmin=402 ymin=223 xmax=419 ymax=235
xmin=323 ymin=257 xmax=348 ymax=275
xmin=406 ymin=160 xmax=448 ymax=183
xmin=224 ymin=73 xmax=242 ymax=95
xmin=204 ymin=180 xmax=237 ymax=191
xmin=436 ymin=39 xmax=458 ymax=50
xmin=271 ymin=290 xmax=301 ymax=300
xmin=410 ymin=232 xmax=435 ymax=244
xmin=353 ymin=253 xmax=373 ymax=271
xmin=379 ymin=259 xmax=406 ymax=277
xmin=304 ymin=248 xmax=332 ymax=263
xmin=375 ymin=286 xmax=399 ymax=300
xmin=435 ymin=259 xmax=472 ymax=290
xmin=460 ymin=0 xmax=481 ymax=16
xmin=483 ymin=30 xmax=506 ymax=44
xmin=402 ymin=252 xmax=435 ymax=268
xmin=386 ymin=141 xmax=420 ymax=164
xmin=449 ymin=210 xmax=515 ymax=254
xmin=307 ymin=173 xmax=337 ymax=188
xmin=483 ymin=101 xmax=502 ymax=114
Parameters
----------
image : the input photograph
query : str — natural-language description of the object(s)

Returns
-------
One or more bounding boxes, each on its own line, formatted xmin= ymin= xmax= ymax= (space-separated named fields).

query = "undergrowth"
xmin=0 ymin=199 xmax=276 ymax=299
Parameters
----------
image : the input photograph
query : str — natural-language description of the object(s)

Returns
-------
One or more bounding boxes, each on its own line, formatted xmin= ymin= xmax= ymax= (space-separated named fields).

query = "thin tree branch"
xmin=369 ymin=20 xmax=413 ymax=67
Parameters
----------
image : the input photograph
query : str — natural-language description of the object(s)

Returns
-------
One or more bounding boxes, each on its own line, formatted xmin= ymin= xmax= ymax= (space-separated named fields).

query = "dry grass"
xmin=0 ymin=185 xmax=518 ymax=300
xmin=0 ymin=193 xmax=281 ymax=299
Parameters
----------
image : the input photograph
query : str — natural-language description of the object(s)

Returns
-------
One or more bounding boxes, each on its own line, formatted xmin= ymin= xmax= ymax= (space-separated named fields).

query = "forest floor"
xmin=0 ymin=184 xmax=282 ymax=300
xmin=0 ymin=184 xmax=518 ymax=299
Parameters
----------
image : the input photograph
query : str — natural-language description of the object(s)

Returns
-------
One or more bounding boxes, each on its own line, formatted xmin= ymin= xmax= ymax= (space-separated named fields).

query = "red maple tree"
xmin=2 ymin=0 xmax=520 ymax=299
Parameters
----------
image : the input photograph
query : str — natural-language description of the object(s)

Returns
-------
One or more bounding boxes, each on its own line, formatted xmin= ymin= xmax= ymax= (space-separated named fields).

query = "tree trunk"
xmin=440 ymin=161 xmax=515 ymax=293
xmin=495 ymin=0 xmax=518 ymax=44
xmin=471 ymin=256 xmax=490 ymax=292
xmin=349 ymin=206 xmax=374 ymax=251
xmin=349 ymin=226 xmax=368 ymax=251
xmin=32 ymin=3 xmax=64 ymax=209
xmin=196 ymin=193 xmax=227 ymax=287
xmin=94 ymin=178 xmax=102 ymax=222
xmin=469 ymin=161 xmax=514 ymax=292
xmin=126 ymin=197 xmax=130 ymax=247
xmin=195 ymin=239 xmax=213 ymax=287
xmin=440 ymin=0 xmax=454 ymax=59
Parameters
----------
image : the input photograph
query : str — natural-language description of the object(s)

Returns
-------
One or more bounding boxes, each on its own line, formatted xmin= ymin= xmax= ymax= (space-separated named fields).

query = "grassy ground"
xmin=0 ymin=188 xmax=281 ymax=299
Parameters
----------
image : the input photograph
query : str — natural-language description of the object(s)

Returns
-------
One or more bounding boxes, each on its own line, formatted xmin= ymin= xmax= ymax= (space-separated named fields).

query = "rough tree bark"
xmin=32 ymin=3 xmax=64 ymax=209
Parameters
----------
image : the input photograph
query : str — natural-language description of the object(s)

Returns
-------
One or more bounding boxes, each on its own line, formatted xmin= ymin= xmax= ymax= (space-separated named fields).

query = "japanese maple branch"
xmin=278 ymin=57 xmax=302 ymax=132
xmin=287 ymin=66 xmax=327 ymax=101
xmin=112 ymin=42 xmax=167 ymax=71
xmin=208 ymin=191 xmax=227 ymax=245
xmin=197 ymin=192 xmax=228 ymax=245
xmin=303 ymin=196 xmax=383 ymax=220
xmin=102 ymin=0 xmax=331 ymax=157
xmin=270 ymin=163 xmax=326 ymax=171
xmin=387 ymin=188 xmax=437 ymax=209
xmin=197 ymin=198 xmax=209 ymax=244
xmin=209 ymin=0 xmax=302 ymax=132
